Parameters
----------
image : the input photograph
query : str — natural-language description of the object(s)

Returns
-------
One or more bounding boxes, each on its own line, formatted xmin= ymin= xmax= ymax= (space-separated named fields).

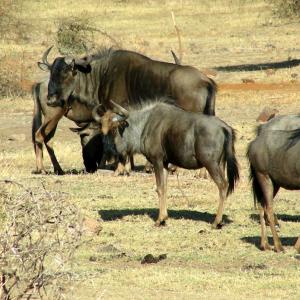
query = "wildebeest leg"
xmin=198 ymin=168 xmax=208 ymax=179
xmin=144 ymin=160 xmax=153 ymax=173
xmin=206 ymin=163 xmax=228 ymax=229
xmin=256 ymin=173 xmax=283 ymax=252
xmin=153 ymin=162 xmax=168 ymax=226
xmin=44 ymin=125 xmax=64 ymax=175
xmin=259 ymin=204 xmax=271 ymax=250
xmin=295 ymin=236 xmax=300 ymax=253
xmin=129 ymin=155 xmax=135 ymax=171
xmin=114 ymin=156 xmax=129 ymax=176
xmin=264 ymin=185 xmax=280 ymax=231
xmin=33 ymin=109 xmax=66 ymax=175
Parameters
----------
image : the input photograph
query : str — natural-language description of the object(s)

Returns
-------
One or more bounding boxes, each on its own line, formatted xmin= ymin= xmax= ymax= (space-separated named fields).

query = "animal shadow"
xmin=98 ymin=208 xmax=232 ymax=225
xmin=250 ymin=213 xmax=300 ymax=224
xmin=215 ymin=58 xmax=300 ymax=72
xmin=241 ymin=236 xmax=298 ymax=250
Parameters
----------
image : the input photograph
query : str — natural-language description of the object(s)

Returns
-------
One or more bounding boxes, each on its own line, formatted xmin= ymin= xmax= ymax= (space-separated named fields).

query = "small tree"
xmin=0 ymin=181 xmax=83 ymax=300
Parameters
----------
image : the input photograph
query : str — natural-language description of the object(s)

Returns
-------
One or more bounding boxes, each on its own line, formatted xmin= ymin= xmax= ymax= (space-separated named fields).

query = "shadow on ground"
xmin=250 ymin=213 xmax=300 ymax=223
xmin=215 ymin=58 xmax=300 ymax=72
xmin=99 ymin=208 xmax=232 ymax=225
xmin=241 ymin=236 xmax=298 ymax=250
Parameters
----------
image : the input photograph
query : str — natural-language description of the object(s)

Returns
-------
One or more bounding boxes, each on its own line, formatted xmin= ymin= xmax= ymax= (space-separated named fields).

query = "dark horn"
xmin=110 ymin=100 xmax=129 ymax=117
xmin=42 ymin=46 xmax=53 ymax=66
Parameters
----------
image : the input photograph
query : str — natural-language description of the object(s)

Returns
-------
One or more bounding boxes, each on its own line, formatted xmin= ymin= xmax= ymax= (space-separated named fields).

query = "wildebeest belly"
xmin=163 ymin=131 xmax=202 ymax=169
xmin=269 ymin=152 xmax=300 ymax=189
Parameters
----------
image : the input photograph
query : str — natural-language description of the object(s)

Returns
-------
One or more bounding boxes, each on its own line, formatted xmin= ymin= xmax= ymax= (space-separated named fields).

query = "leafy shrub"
xmin=56 ymin=17 xmax=96 ymax=55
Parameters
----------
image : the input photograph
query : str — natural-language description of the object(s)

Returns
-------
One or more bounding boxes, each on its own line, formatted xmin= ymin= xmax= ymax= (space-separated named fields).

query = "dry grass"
xmin=1 ymin=0 xmax=300 ymax=299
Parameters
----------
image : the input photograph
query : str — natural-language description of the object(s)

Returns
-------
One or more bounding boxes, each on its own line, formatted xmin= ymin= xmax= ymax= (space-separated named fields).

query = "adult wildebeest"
xmin=32 ymin=79 xmax=104 ymax=173
xmin=247 ymin=125 xmax=300 ymax=253
xmin=256 ymin=114 xmax=300 ymax=228
xmin=34 ymin=47 xmax=217 ymax=174
xmin=92 ymin=100 xmax=239 ymax=228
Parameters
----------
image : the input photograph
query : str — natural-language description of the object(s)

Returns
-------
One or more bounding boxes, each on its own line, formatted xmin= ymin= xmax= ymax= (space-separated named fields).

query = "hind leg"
xmin=264 ymin=185 xmax=280 ymax=231
xmin=256 ymin=172 xmax=283 ymax=252
xmin=259 ymin=204 xmax=271 ymax=251
xmin=206 ymin=163 xmax=228 ymax=229
xmin=295 ymin=236 xmax=300 ymax=253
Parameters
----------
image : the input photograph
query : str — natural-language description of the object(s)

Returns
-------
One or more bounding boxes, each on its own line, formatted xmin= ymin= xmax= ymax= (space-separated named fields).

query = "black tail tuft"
xmin=223 ymin=128 xmax=239 ymax=196
xmin=247 ymin=146 xmax=264 ymax=208
xmin=203 ymin=78 xmax=217 ymax=116
xmin=32 ymin=82 xmax=42 ymax=152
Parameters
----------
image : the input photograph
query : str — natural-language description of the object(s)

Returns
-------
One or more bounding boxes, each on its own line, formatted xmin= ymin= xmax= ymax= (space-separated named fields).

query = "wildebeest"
xmin=256 ymin=114 xmax=300 ymax=228
xmin=93 ymin=100 xmax=239 ymax=228
xmin=34 ymin=47 xmax=217 ymax=174
xmin=32 ymin=79 xmax=104 ymax=173
xmin=247 ymin=125 xmax=300 ymax=252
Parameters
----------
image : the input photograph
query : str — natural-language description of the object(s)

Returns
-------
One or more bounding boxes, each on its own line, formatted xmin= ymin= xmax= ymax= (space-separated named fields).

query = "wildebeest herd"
xmin=32 ymin=46 xmax=300 ymax=253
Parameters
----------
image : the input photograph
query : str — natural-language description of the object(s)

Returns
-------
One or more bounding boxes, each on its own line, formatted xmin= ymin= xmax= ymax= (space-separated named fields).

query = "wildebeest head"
xmin=92 ymin=101 xmax=129 ymax=135
xmin=38 ymin=46 xmax=92 ymax=107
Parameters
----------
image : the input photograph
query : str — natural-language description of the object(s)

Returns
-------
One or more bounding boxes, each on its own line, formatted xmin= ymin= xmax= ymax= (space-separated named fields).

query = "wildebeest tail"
xmin=247 ymin=147 xmax=264 ymax=208
xmin=203 ymin=78 xmax=217 ymax=116
xmin=223 ymin=127 xmax=239 ymax=196
xmin=32 ymin=82 xmax=42 ymax=152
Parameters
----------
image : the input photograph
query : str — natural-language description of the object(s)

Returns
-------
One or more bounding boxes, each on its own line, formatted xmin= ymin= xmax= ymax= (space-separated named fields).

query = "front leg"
xmin=295 ymin=236 xmax=300 ymax=253
xmin=153 ymin=161 xmax=168 ymax=226
xmin=114 ymin=155 xmax=129 ymax=176
xmin=34 ymin=108 xmax=66 ymax=175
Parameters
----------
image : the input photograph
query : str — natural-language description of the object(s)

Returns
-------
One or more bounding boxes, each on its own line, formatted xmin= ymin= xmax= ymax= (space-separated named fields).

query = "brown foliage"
xmin=0 ymin=180 xmax=83 ymax=300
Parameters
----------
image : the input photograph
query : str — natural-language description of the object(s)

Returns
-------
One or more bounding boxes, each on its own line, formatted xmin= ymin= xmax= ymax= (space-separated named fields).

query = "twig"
xmin=171 ymin=11 xmax=183 ymax=63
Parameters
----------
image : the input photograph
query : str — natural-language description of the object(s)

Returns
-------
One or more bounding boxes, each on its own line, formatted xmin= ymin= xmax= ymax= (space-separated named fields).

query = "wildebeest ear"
xmin=112 ymin=114 xmax=127 ymax=123
xmin=37 ymin=62 xmax=50 ymax=72
xmin=92 ymin=104 xmax=106 ymax=122
xmin=76 ymin=64 xmax=92 ymax=74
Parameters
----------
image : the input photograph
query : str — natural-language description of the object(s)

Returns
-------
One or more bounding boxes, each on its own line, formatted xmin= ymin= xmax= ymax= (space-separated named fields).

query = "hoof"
xmin=144 ymin=167 xmax=153 ymax=174
xmin=54 ymin=170 xmax=65 ymax=175
xmin=211 ymin=222 xmax=223 ymax=230
xmin=155 ymin=220 xmax=167 ymax=227
xmin=274 ymin=245 xmax=284 ymax=253
xmin=31 ymin=169 xmax=47 ymax=175
xmin=260 ymin=243 xmax=272 ymax=251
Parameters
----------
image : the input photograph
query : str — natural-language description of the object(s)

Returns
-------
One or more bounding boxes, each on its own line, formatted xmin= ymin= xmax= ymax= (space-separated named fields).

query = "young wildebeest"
xmin=34 ymin=47 xmax=216 ymax=175
xmin=93 ymin=100 xmax=239 ymax=228
xmin=247 ymin=126 xmax=300 ymax=253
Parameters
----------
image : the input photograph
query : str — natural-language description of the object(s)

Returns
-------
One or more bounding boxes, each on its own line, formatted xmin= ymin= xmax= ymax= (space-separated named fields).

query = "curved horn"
xmin=110 ymin=100 xmax=129 ymax=118
xmin=42 ymin=46 xmax=53 ymax=66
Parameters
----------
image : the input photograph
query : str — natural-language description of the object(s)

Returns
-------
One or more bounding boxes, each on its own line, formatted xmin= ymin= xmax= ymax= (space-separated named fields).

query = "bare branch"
xmin=171 ymin=11 xmax=183 ymax=63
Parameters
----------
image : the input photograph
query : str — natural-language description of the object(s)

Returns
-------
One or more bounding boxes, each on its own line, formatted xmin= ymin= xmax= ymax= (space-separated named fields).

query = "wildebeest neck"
xmin=114 ymin=105 xmax=155 ymax=155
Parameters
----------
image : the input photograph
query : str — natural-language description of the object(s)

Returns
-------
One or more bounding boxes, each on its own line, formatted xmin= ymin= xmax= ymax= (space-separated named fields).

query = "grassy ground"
xmin=1 ymin=0 xmax=300 ymax=299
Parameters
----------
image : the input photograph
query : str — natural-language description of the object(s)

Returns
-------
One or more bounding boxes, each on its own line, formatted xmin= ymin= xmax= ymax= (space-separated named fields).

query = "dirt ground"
xmin=1 ymin=83 xmax=300 ymax=299
xmin=1 ymin=1 xmax=300 ymax=299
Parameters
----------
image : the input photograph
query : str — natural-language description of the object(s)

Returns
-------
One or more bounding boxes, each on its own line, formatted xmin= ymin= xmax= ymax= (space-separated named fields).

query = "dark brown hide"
xmin=248 ymin=123 xmax=300 ymax=253
xmin=33 ymin=47 xmax=217 ymax=174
